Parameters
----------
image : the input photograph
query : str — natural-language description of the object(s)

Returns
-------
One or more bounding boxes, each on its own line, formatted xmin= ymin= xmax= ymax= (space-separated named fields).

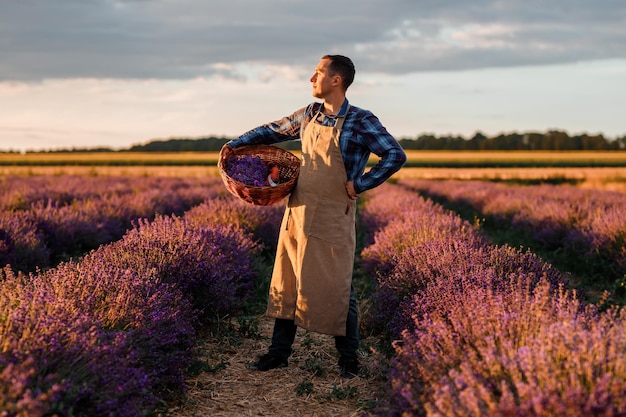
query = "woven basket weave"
xmin=218 ymin=144 xmax=301 ymax=206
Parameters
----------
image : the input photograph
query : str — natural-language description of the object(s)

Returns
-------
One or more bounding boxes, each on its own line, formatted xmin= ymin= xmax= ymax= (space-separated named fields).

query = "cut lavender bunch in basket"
xmin=224 ymin=155 xmax=269 ymax=187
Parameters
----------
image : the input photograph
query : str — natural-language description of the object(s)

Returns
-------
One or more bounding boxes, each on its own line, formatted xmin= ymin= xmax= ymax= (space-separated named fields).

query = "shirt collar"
xmin=337 ymin=99 xmax=349 ymax=118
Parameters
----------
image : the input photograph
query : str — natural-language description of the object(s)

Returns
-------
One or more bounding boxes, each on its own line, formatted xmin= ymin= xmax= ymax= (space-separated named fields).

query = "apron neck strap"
xmin=334 ymin=104 xmax=350 ymax=131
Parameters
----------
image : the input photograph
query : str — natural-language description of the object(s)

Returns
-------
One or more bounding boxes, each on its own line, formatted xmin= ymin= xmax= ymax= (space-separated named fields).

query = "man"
xmin=223 ymin=54 xmax=406 ymax=378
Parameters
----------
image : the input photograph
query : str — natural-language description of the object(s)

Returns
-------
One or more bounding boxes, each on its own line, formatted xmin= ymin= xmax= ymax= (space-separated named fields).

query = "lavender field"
xmin=1 ymin=175 xmax=625 ymax=416
xmin=0 ymin=175 xmax=223 ymax=272
xmin=399 ymin=179 xmax=626 ymax=299
xmin=360 ymin=183 xmax=625 ymax=416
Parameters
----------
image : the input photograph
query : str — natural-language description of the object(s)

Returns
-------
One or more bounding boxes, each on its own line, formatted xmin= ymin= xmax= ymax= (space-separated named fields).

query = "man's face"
xmin=310 ymin=58 xmax=337 ymax=99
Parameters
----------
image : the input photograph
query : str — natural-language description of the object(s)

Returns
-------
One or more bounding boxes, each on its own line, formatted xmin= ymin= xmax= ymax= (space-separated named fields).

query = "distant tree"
xmin=468 ymin=131 xmax=486 ymax=150
xmin=127 ymin=137 xmax=232 ymax=152
xmin=26 ymin=147 xmax=115 ymax=153
xmin=581 ymin=134 xmax=608 ymax=150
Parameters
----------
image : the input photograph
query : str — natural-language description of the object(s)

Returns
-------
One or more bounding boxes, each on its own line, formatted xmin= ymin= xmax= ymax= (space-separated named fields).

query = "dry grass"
xmin=166 ymin=316 xmax=390 ymax=417
xmin=393 ymin=167 xmax=626 ymax=193
xmin=402 ymin=150 xmax=626 ymax=164
xmin=3 ymin=150 xmax=625 ymax=166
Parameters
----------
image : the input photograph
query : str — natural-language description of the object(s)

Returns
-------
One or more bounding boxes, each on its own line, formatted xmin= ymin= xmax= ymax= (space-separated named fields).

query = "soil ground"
xmin=166 ymin=315 xmax=392 ymax=417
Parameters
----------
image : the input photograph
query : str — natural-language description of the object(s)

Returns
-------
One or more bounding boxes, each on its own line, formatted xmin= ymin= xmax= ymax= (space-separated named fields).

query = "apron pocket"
xmin=308 ymin=197 xmax=354 ymax=246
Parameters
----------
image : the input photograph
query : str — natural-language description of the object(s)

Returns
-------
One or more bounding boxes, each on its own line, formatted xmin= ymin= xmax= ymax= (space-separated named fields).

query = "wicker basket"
xmin=218 ymin=144 xmax=301 ymax=206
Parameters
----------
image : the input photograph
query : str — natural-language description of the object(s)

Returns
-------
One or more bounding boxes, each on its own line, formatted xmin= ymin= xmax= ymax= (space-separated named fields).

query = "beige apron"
xmin=266 ymin=107 xmax=356 ymax=336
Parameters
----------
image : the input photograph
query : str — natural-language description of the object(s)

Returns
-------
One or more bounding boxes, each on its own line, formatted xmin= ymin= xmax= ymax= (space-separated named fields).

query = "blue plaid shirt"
xmin=227 ymin=99 xmax=407 ymax=194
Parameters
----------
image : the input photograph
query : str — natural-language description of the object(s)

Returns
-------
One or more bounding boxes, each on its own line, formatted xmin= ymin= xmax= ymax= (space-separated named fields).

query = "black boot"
xmin=250 ymin=353 xmax=288 ymax=371
xmin=338 ymin=356 xmax=359 ymax=379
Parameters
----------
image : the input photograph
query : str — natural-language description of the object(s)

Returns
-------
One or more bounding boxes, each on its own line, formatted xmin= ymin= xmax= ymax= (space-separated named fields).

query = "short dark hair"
xmin=322 ymin=54 xmax=355 ymax=91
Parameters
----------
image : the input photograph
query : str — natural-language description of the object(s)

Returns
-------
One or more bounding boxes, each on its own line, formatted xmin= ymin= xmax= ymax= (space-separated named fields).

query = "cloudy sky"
xmin=1 ymin=0 xmax=625 ymax=151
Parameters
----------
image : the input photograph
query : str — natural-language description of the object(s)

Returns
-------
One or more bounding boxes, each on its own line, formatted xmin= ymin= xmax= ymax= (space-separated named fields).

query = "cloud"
xmin=1 ymin=0 xmax=625 ymax=81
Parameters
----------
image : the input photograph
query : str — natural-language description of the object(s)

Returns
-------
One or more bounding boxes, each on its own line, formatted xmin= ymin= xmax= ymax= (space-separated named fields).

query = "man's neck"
xmin=322 ymin=95 xmax=346 ymax=116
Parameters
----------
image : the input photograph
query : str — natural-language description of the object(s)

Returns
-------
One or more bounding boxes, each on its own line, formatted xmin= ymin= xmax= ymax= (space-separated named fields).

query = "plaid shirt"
xmin=228 ymin=99 xmax=407 ymax=194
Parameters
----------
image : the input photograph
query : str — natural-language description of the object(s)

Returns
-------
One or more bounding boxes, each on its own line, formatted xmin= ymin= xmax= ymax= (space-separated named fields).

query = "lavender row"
xmin=0 ymin=197 xmax=284 ymax=416
xmin=359 ymin=183 xmax=626 ymax=416
xmin=399 ymin=179 xmax=626 ymax=282
xmin=0 ymin=175 xmax=224 ymax=272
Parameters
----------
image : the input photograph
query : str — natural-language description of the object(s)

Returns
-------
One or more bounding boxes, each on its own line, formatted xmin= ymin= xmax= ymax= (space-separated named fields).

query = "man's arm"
xmin=353 ymin=114 xmax=407 ymax=194
xmin=227 ymin=107 xmax=307 ymax=148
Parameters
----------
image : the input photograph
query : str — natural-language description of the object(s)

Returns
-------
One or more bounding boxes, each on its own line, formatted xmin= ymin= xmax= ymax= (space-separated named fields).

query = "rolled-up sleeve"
xmin=227 ymin=107 xmax=307 ymax=148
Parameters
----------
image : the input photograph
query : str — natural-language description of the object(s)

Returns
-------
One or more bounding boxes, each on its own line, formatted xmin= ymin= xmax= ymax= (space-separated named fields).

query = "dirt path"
xmin=167 ymin=315 xmax=390 ymax=417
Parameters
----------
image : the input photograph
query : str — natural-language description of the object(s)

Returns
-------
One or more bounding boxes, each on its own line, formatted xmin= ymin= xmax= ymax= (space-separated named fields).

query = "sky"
xmin=1 ymin=0 xmax=625 ymax=152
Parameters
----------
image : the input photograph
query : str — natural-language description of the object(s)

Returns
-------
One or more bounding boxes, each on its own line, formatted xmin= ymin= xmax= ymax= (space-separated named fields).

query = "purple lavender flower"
xmin=225 ymin=155 xmax=269 ymax=187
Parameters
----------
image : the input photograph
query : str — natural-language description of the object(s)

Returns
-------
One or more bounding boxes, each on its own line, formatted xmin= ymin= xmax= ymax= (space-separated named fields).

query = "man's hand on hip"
xmin=345 ymin=181 xmax=359 ymax=200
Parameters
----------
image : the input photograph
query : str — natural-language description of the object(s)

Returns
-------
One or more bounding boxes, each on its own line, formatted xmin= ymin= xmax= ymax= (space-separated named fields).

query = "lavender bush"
xmin=393 ymin=278 xmax=626 ymax=416
xmin=97 ymin=214 xmax=261 ymax=321
xmin=0 ymin=204 xmax=261 ymax=415
xmin=184 ymin=197 xmax=284 ymax=252
xmin=359 ymin=183 xmax=625 ymax=416
xmin=46 ymin=255 xmax=195 ymax=402
xmin=360 ymin=183 xmax=563 ymax=339
xmin=0 ymin=175 xmax=221 ymax=213
xmin=0 ymin=266 xmax=155 ymax=416
xmin=400 ymin=179 xmax=626 ymax=282
xmin=372 ymin=240 xmax=564 ymax=339
xmin=0 ymin=356 xmax=69 ymax=417
xmin=0 ymin=211 xmax=50 ymax=271
xmin=358 ymin=183 xmax=439 ymax=246
xmin=360 ymin=184 xmax=486 ymax=277
xmin=0 ymin=175 xmax=223 ymax=272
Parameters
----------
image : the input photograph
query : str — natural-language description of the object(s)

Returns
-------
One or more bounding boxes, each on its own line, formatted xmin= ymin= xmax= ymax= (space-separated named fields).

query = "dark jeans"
xmin=268 ymin=287 xmax=359 ymax=361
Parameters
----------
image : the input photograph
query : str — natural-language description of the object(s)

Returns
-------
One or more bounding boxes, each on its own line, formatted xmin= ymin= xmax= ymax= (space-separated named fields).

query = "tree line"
xmin=7 ymin=130 xmax=626 ymax=153
xmin=117 ymin=130 xmax=626 ymax=152
xmin=399 ymin=130 xmax=626 ymax=151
